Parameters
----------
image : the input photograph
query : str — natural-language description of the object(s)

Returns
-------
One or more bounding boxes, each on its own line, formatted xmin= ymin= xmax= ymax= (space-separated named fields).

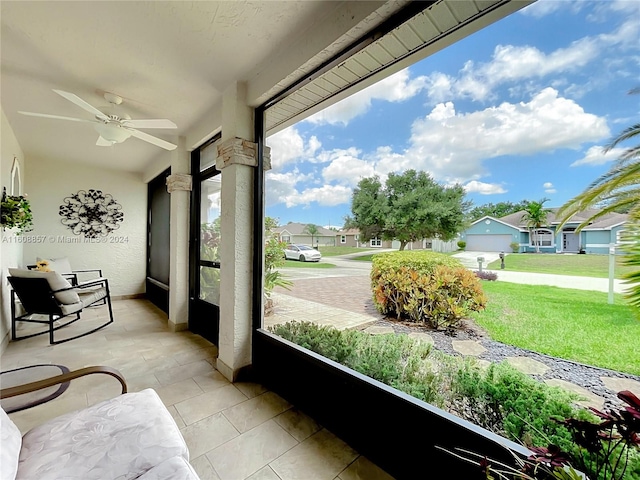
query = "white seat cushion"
xmin=1 ymin=407 xmax=21 ymax=480
xmin=17 ymin=389 xmax=189 ymax=480
xmin=8 ymin=268 xmax=80 ymax=305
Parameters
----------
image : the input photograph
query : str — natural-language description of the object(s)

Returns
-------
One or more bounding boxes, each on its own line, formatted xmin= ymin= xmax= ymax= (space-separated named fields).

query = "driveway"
xmin=452 ymin=251 xmax=502 ymax=269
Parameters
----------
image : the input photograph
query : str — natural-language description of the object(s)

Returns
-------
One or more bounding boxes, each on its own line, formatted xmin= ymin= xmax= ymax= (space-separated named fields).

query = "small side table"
xmin=0 ymin=364 xmax=70 ymax=413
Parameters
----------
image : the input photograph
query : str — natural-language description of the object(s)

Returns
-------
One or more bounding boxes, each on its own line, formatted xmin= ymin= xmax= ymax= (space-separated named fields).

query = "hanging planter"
xmin=1 ymin=188 xmax=33 ymax=234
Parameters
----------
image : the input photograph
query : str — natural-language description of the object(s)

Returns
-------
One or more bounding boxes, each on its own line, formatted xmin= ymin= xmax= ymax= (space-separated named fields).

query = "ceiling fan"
xmin=19 ymin=89 xmax=177 ymax=151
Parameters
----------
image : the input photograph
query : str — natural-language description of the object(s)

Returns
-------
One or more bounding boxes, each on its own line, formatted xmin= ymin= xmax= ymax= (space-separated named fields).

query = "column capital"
xmin=166 ymin=174 xmax=192 ymax=193
xmin=215 ymin=137 xmax=271 ymax=171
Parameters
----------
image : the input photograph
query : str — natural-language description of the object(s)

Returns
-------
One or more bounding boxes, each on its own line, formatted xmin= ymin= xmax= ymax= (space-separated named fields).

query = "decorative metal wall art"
xmin=59 ymin=189 xmax=124 ymax=238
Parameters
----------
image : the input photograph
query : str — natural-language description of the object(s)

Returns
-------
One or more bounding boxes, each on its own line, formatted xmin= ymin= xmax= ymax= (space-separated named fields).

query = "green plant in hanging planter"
xmin=1 ymin=193 xmax=33 ymax=234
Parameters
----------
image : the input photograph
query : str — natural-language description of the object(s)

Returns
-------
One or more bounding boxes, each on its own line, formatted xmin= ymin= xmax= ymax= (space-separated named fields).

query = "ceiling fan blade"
xmin=128 ymin=129 xmax=177 ymax=151
xmin=122 ymin=119 xmax=177 ymax=129
xmin=18 ymin=111 xmax=97 ymax=123
xmin=96 ymin=136 xmax=114 ymax=147
xmin=53 ymin=89 xmax=108 ymax=120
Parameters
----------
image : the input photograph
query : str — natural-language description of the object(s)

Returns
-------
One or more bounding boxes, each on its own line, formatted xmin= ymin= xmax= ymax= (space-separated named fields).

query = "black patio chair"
xmin=7 ymin=269 xmax=114 ymax=345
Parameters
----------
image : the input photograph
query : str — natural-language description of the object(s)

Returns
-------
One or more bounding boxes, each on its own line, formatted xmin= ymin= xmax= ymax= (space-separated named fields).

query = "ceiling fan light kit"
xmin=18 ymin=89 xmax=178 ymax=151
xmin=94 ymin=123 xmax=133 ymax=144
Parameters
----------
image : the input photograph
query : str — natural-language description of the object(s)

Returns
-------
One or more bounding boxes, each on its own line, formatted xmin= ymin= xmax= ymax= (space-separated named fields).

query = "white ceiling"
xmin=1 ymin=1 xmax=396 ymax=173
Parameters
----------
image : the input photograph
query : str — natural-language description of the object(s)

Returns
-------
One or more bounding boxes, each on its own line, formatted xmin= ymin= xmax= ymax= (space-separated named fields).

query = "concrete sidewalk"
xmin=480 ymin=269 xmax=628 ymax=294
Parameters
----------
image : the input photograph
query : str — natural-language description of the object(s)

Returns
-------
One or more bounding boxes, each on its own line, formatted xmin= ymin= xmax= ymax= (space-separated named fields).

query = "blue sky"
xmin=265 ymin=0 xmax=640 ymax=229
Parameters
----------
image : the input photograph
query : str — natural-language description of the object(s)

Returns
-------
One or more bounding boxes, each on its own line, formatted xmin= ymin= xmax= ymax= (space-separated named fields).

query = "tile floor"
xmin=0 ymin=298 xmax=395 ymax=480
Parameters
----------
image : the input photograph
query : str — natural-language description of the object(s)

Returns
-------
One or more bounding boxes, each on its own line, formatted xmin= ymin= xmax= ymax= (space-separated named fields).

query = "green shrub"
xmin=371 ymin=251 xmax=487 ymax=329
xmin=457 ymin=240 xmax=466 ymax=250
xmin=510 ymin=241 xmax=520 ymax=253
xmin=269 ymin=322 xmax=640 ymax=480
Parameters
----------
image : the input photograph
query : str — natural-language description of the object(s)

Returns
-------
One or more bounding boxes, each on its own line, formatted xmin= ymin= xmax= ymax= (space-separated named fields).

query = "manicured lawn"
xmin=487 ymin=253 xmax=635 ymax=279
xmin=351 ymin=254 xmax=375 ymax=261
xmin=282 ymin=260 xmax=335 ymax=268
xmin=471 ymin=281 xmax=639 ymax=375
xmin=315 ymin=246 xmax=379 ymax=257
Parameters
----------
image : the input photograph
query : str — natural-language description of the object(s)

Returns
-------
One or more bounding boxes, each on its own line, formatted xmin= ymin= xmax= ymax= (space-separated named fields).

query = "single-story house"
xmin=275 ymin=223 xmax=336 ymax=247
xmin=337 ymin=229 xmax=460 ymax=252
xmin=460 ymin=208 xmax=628 ymax=254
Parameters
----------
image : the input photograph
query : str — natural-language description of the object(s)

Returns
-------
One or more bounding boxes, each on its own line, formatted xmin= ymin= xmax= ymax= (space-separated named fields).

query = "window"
xmin=340 ymin=235 xmax=346 ymax=244
xmin=617 ymin=229 xmax=630 ymax=244
xmin=371 ymin=237 xmax=381 ymax=247
xmin=354 ymin=234 xmax=359 ymax=241
xmin=530 ymin=229 xmax=554 ymax=247
xmin=281 ymin=235 xmax=290 ymax=243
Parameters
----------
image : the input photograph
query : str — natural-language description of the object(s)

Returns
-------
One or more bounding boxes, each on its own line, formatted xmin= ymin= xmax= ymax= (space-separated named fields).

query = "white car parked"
xmin=284 ymin=244 xmax=322 ymax=262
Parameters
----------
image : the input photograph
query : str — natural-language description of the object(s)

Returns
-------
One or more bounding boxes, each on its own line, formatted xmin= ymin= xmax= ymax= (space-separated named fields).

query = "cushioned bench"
xmin=1 ymin=388 xmax=200 ymax=479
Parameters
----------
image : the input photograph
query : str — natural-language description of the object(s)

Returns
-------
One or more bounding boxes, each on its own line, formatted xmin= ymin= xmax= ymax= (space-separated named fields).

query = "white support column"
xmin=167 ymin=136 xmax=191 ymax=332
xmin=216 ymin=82 xmax=255 ymax=381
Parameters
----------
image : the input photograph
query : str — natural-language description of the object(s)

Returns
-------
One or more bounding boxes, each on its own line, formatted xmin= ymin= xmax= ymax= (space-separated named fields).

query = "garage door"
xmin=465 ymin=234 xmax=513 ymax=252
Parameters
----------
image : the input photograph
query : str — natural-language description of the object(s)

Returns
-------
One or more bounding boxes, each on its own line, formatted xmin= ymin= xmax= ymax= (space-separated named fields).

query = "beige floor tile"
xmin=1 ymin=298 xmax=388 ymax=480
xmin=174 ymin=346 xmax=219 ymax=366
xmin=190 ymin=455 xmax=222 ymax=480
xmin=246 ymin=466 xmax=282 ymax=480
xmin=176 ymin=384 xmax=248 ymax=425
xmin=155 ymin=359 xmax=216 ymax=386
xmin=223 ymin=391 xmax=292 ymax=433
xmin=274 ymin=408 xmax=322 ymax=443
xmin=124 ymin=373 xmax=162 ymax=392
xmin=193 ymin=370 xmax=231 ymax=392
xmin=155 ymin=378 xmax=204 ymax=406
xmin=235 ymin=382 xmax=269 ymax=399
xmin=181 ymin=412 xmax=239 ymax=458
xmin=337 ymin=456 xmax=395 ymax=480
xmin=166 ymin=405 xmax=186 ymax=428
xmin=269 ymin=429 xmax=358 ymax=480
xmin=206 ymin=420 xmax=298 ymax=480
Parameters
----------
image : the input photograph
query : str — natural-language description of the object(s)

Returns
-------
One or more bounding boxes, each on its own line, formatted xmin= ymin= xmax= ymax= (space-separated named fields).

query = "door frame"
xmin=146 ymin=168 xmax=171 ymax=313
xmin=189 ymin=134 xmax=222 ymax=344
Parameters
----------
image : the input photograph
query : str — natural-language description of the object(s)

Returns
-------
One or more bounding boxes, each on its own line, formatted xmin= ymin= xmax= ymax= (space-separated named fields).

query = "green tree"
xmin=264 ymin=217 xmax=292 ymax=298
xmin=556 ymin=88 xmax=640 ymax=310
xmin=521 ymin=198 xmax=552 ymax=253
xmin=350 ymin=170 xmax=467 ymax=251
xmin=303 ymin=223 xmax=320 ymax=248
xmin=468 ymin=200 xmax=530 ymax=222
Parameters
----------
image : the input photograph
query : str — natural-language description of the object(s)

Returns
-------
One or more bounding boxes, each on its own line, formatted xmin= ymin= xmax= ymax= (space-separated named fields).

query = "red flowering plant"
xmin=556 ymin=390 xmax=640 ymax=480
xmin=440 ymin=390 xmax=640 ymax=480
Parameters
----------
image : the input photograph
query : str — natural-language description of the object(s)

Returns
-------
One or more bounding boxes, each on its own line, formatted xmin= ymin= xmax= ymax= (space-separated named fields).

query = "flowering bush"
xmin=1 ymin=194 xmax=33 ymax=233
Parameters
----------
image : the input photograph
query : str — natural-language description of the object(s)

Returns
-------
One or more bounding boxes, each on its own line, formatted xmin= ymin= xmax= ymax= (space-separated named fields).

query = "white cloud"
xmin=427 ymin=41 xmax=599 ymax=103
xmin=400 ymin=88 xmax=610 ymax=183
xmin=306 ymin=69 xmax=427 ymax=126
xmin=464 ymin=181 xmax=507 ymax=195
xmin=570 ymin=145 xmax=626 ymax=166
xmin=520 ymin=1 xmax=562 ymax=18
xmin=425 ymin=6 xmax=639 ymax=104
xmin=543 ymin=182 xmax=553 ymax=188
xmin=322 ymin=154 xmax=375 ymax=187
xmin=265 ymin=169 xmax=313 ymax=207
xmin=266 ymin=126 xmax=321 ymax=169
xmin=283 ymin=185 xmax=353 ymax=208
xmin=543 ymin=182 xmax=556 ymax=194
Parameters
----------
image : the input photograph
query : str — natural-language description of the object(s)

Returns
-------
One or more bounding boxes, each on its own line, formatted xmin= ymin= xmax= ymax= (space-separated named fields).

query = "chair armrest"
xmin=72 ymin=269 xmax=103 ymax=276
xmin=0 ymin=366 xmax=127 ymax=399
xmin=76 ymin=277 xmax=108 ymax=289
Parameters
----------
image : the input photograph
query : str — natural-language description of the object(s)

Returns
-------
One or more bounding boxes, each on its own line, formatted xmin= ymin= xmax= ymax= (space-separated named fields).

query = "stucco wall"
xmin=22 ymin=157 xmax=147 ymax=297
xmin=464 ymin=218 xmax=520 ymax=236
xmin=0 ymin=108 xmax=26 ymax=353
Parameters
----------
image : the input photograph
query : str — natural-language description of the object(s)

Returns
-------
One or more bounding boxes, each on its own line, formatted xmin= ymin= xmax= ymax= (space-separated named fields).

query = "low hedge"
xmin=269 ymin=321 xmax=640 ymax=480
xmin=371 ymin=251 xmax=487 ymax=329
